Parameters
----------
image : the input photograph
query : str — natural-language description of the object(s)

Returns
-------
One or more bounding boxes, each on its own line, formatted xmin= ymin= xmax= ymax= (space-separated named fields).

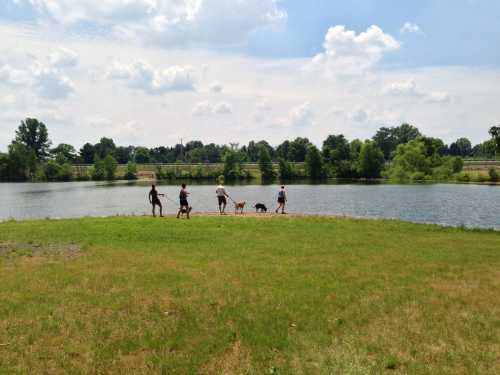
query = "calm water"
xmin=0 ymin=181 xmax=499 ymax=229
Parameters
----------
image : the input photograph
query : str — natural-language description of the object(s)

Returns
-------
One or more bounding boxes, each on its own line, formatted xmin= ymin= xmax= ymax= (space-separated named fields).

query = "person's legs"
xmin=281 ymin=202 xmax=286 ymax=214
xmin=186 ymin=206 xmax=191 ymax=219
xmin=177 ymin=207 xmax=181 ymax=218
xmin=275 ymin=202 xmax=281 ymax=213
xmin=152 ymin=203 xmax=156 ymax=217
xmin=159 ymin=203 xmax=163 ymax=217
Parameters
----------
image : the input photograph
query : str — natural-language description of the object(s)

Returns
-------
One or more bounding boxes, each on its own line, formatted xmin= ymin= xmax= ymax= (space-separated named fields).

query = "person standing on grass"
xmin=216 ymin=181 xmax=229 ymax=215
xmin=148 ymin=184 xmax=164 ymax=217
xmin=275 ymin=185 xmax=287 ymax=214
xmin=177 ymin=183 xmax=191 ymax=219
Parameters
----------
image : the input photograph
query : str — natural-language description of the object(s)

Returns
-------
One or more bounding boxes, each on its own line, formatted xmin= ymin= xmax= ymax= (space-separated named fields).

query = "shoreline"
xmin=2 ymin=212 xmax=499 ymax=232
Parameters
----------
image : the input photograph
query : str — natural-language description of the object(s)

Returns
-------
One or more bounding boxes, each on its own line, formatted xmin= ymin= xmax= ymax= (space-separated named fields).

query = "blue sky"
xmin=0 ymin=0 xmax=499 ymax=148
xmin=249 ymin=0 xmax=500 ymax=66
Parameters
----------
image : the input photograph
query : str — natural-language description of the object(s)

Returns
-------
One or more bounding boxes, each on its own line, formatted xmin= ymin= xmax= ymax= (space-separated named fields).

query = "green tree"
xmin=258 ymin=145 xmax=275 ymax=180
xmin=357 ymin=141 xmax=385 ymax=178
xmin=91 ymin=156 xmax=105 ymax=181
xmin=94 ymin=137 xmax=116 ymax=159
xmin=305 ymin=145 xmax=325 ymax=179
xmin=449 ymin=138 xmax=472 ymax=157
xmin=388 ymin=140 xmax=430 ymax=180
xmin=79 ymin=143 xmax=95 ymax=164
xmin=0 ymin=153 xmax=9 ymax=181
xmin=322 ymin=134 xmax=351 ymax=163
xmin=134 ymin=147 xmax=151 ymax=163
xmin=115 ymin=146 xmax=134 ymax=164
xmin=373 ymin=124 xmax=421 ymax=160
xmin=50 ymin=143 xmax=77 ymax=163
xmin=124 ymin=161 xmax=138 ymax=180
xmin=15 ymin=118 xmax=51 ymax=160
xmin=223 ymin=149 xmax=241 ymax=180
xmin=7 ymin=142 xmax=37 ymax=181
xmin=278 ymin=158 xmax=294 ymax=180
xmin=288 ymin=137 xmax=311 ymax=162
xmin=103 ymin=154 xmax=118 ymax=180
xmin=489 ymin=126 xmax=500 ymax=158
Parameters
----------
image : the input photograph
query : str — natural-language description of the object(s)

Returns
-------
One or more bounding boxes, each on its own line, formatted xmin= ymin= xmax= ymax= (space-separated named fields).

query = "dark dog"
xmin=254 ymin=203 xmax=267 ymax=213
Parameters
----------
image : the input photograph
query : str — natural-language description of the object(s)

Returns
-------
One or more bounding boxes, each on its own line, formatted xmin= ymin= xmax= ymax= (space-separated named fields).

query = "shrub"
xmin=124 ymin=161 xmax=138 ymax=180
xmin=456 ymin=172 xmax=470 ymax=182
xmin=488 ymin=167 xmax=499 ymax=182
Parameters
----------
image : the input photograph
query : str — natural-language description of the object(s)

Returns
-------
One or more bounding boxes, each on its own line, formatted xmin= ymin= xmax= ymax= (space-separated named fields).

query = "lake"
xmin=0 ymin=181 xmax=499 ymax=229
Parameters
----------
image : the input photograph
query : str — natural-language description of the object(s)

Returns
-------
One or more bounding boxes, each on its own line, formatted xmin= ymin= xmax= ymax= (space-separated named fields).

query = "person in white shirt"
xmin=216 ymin=183 xmax=229 ymax=214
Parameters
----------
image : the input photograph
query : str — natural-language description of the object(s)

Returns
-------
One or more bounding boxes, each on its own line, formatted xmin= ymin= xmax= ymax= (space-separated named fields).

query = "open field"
xmin=1 ymin=216 xmax=499 ymax=374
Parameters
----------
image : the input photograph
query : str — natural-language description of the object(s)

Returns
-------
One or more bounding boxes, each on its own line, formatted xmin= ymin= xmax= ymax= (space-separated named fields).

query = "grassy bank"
xmin=1 ymin=216 xmax=499 ymax=374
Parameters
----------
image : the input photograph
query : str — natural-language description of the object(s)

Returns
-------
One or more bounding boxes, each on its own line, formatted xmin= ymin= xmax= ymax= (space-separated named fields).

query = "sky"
xmin=1 ymin=0 xmax=499 ymax=150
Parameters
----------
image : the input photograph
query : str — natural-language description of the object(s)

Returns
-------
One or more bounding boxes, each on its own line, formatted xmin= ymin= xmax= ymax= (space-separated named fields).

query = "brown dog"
xmin=234 ymin=201 xmax=246 ymax=214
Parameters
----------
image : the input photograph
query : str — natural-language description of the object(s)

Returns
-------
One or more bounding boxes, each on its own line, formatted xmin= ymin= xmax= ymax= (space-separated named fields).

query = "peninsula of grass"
xmin=1 ymin=215 xmax=499 ymax=374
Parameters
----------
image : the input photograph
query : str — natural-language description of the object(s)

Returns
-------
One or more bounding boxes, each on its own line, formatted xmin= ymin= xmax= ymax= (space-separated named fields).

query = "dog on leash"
xmin=178 ymin=206 xmax=192 ymax=218
xmin=234 ymin=201 xmax=246 ymax=214
xmin=254 ymin=203 xmax=267 ymax=213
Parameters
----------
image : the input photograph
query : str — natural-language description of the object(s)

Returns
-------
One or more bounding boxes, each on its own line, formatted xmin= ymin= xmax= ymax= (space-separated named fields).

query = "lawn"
xmin=0 ymin=216 xmax=499 ymax=374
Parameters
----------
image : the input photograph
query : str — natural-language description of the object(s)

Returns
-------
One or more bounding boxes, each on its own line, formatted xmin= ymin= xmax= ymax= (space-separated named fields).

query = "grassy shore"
xmin=1 ymin=216 xmax=499 ymax=374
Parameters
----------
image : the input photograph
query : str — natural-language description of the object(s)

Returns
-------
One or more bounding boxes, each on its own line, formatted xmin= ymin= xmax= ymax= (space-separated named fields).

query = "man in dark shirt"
xmin=177 ymin=183 xmax=191 ymax=219
xmin=148 ymin=184 xmax=164 ymax=217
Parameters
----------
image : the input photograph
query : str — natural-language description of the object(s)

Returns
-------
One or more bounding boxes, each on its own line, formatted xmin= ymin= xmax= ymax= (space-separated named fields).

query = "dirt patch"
xmin=0 ymin=242 xmax=81 ymax=258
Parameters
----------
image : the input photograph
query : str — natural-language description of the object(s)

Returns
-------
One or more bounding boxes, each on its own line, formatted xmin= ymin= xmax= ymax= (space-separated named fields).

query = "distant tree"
xmin=15 ymin=118 xmax=51 ymax=160
xmin=472 ymin=139 xmax=496 ymax=159
xmin=388 ymin=140 xmax=430 ymax=180
xmin=258 ymin=145 xmax=275 ymax=180
xmin=322 ymin=134 xmax=351 ymax=163
xmin=357 ymin=141 xmax=385 ymax=178
xmin=134 ymin=147 xmax=151 ymax=164
xmin=288 ymin=137 xmax=311 ymax=162
xmin=489 ymin=126 xmax=500 ymax=157
xmin=0 ymin=153 xmax=9 ymax=181
xmin=394 ymin=123 xmax=421 ymax=144
xmin=305 ymin=145 xmax=325 ymax=179
xmin=276 ymin=140 xmax=291 ymax=160
xmin=7 ymin=142 xmax=37 ymax=181
xmin=420 ymin=136 xmax=447 ymax=157
xmin=204 ymin=143 xmax=222 ymax=163
xmin=103 ymin=154 xmax=118 ymax=180
xmin=79 ymin=143 xmax=95 ymax=164
xmin=50 ymin=143 xmax=77 ymax=162
xmin=91 ymin=156 xmax=105 ymax=181
xmin=124 ymin=161 xmax=138 ymax=180
xmin=373 ymin=124 xmax=421 ymax=160
xmin=449 ymin=138 xmax=472 ymax=157
xmin=223 ymin=149 xmax=242 ymax=180
xmin=115 ymin=146 xmax=134 ymax=164
xmin=278 ymin=158 xmax=294 ymax=180
xmin=94 ymin=137 xmax=116 ymax=158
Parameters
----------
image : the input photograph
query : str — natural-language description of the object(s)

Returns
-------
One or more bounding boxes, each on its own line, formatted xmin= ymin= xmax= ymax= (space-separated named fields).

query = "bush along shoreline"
xmin=1 ymin=118 xmax=500 ymax=183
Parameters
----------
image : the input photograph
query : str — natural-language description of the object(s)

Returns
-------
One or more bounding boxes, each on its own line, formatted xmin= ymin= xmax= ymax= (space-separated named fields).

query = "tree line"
xmin=0 ymin=118 xmax=499 ymax=182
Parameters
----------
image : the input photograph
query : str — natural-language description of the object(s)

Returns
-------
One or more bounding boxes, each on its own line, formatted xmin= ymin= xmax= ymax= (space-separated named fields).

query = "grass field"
xmin=1 ymin=216 xmax=499 ymax=374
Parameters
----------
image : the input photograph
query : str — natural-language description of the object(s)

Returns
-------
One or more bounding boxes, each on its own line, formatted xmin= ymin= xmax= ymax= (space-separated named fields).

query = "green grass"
xmin=0 ymin=216 xmax=499 ymax=374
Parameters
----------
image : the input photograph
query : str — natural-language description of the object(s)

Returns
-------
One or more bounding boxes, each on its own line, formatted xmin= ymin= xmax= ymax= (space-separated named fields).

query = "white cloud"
xmin=212 ymin=102 xmax=232 ymax=114
xmin=0 ymin=55 xmax=76 ymax=100
xmin=192 ymin=100 xmax=232 ymax=116
xmin=107 ymin=60 xmax=196 ymax=94
xmin=275 ymin=102 xmax=314 ymax=128
xmin=209 ymin=81 xmax=223 ymax=93
xmin=33 ymin=67 xmax=75 ymax=100
xmin=18 ymin=0 xmax=287 ymax=48
xmin=383 ymin=78 xmax=450 ymax=103
xmin=400 ymin=22 xmax=421 ymax=34
xmin=49 ymin=47 xmax=78 ymax=68
xmin=0 ymin=64 xmax=32 ymax=86
xmin=349 ymin=109 xmax=369 ymax=123
xmin=308 ymin=25 xmax=400 ymax=77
